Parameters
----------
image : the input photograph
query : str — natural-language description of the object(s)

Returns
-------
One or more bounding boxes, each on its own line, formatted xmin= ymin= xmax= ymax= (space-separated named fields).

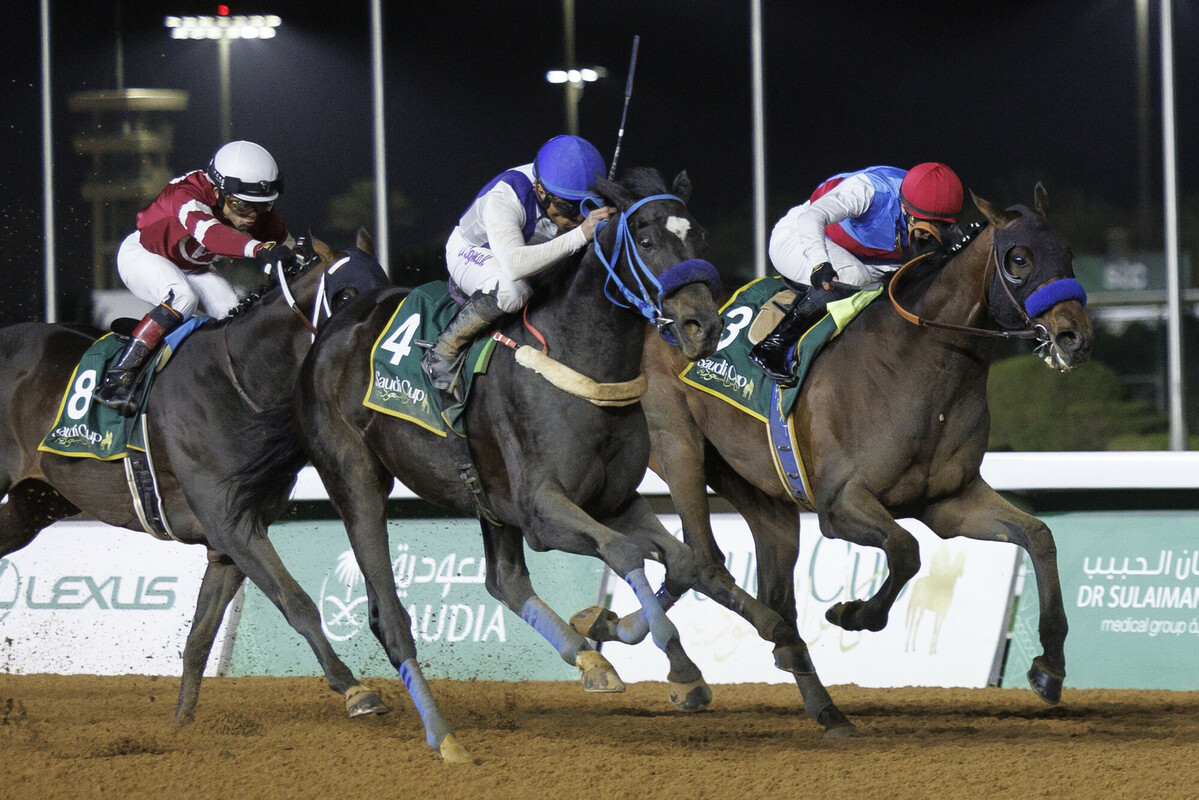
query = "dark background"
xmin=2 ymin=0 xmax=1196 ymax=325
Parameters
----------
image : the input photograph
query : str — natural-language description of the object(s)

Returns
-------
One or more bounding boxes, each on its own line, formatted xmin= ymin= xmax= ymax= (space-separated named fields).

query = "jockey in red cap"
xmin=751 ymin=163 xmax=963 ymax=386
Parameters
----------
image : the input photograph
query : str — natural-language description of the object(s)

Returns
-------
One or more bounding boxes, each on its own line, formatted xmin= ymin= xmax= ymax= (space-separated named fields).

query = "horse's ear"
xmin=356 ymin=226 xmax=375 ymax=257
xmin=311 ymin=236 xmax=333 ymax=261
xmin=1033 ymin=183 xmax=1049 ymax=218
xmin=672 ymin=170 xmax=692 ymax=204
xmin=972 ymin=190 xmax=1020 ymax=228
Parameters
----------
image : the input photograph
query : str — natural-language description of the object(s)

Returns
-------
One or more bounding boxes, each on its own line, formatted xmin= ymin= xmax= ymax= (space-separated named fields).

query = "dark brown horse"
xmin=574 ymin=186 xmax=1093 ymax=735
xmin=234 ymin=168 xmax=798 ymax=760
xmin=0 ymin=232 xmax=390 ymax=726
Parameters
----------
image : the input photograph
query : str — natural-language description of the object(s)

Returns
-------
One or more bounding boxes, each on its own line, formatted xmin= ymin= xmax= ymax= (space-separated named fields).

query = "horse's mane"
xmin=219 ymin=258 xmax=310 ymax=321
xmin=595 ymin=166 xmax=668 ymax=204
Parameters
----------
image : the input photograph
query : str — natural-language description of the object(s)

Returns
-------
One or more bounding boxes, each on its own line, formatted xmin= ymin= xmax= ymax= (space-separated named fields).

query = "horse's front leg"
xmin=920 ymin=479 xmax=1066 ymax=705
xmin=479 ymin=519 xmax=625 ymax=693
xmin=174 ymin=550 xmax=245 ymax=725
xmin=527 ymin=484 xmax=711 ymax=712
xmin=819 ymin=481 xmax=922 ymax=632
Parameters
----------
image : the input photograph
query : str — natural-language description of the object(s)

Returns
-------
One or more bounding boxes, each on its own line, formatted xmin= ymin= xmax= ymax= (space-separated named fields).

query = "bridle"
xmin=888 ymin=219 xmax=1086 ymax=358
xmin=584 ymin=193 xmax=720 ymax=342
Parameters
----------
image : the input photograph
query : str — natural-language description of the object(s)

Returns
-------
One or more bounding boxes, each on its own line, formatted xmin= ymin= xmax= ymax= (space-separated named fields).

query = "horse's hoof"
xmin=817 ymin=706 xmax=858 ymax=739
xmin=570 ymin=606 xmax=620 ymax=641
xmin=575 ymin=649 xmax=626 ymax=693
xmin=669 ymin=678 xmax=712 ymax=712
xmin=437 ymin=734 xmax=476 ymax=765
xmin=1027 ymin=658 xmax=1064 ymax=705
xmin=345 ymin=684 xmax=390 ymax=717
xmin=825 ymin=601 xmax=885 ymax=632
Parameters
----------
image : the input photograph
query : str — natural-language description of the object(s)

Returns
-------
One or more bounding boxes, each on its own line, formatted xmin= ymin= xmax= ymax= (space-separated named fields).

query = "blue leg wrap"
xmin=625 ymin=568 xmax=677 ymax=650
xmin=399 ymin=657 xmax=453 ymax=750
xmin=521 ymin=596 xmax=583 ymax=663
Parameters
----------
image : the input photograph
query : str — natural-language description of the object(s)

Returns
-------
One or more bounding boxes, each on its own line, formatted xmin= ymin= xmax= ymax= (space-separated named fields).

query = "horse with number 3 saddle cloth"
xmin=679 ymin=276 xmax=884 ymax=508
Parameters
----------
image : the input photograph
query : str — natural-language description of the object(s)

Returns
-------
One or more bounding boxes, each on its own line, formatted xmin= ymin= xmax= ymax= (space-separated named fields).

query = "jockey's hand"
xmin=580 ymin=205 xmax=617 ymax=241
xmin=811 ymin=262 xmax=838 ymax=291
xmin=256 ymin=242 xmax=297 ymax=273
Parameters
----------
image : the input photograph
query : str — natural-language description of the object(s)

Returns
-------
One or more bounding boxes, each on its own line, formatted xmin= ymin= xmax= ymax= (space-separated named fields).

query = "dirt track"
xmin=1 ymin=674 xmax=1196 ymax=800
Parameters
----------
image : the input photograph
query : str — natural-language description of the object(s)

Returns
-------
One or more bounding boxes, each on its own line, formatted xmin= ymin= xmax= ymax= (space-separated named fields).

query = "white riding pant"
xmin=444 ymin=228 xmax=532 ymax=313
xmin=117 ymin=232 xmax=240 ymax=318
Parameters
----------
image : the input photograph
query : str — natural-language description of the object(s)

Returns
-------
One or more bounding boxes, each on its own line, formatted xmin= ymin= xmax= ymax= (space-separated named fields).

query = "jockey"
xmin=94 ymin=140 xmax=297 ymax=416
xmin=422 ymin=134 xmax=618 ymax=392
xmin=750 ymin=162 xmax=963 ymax=385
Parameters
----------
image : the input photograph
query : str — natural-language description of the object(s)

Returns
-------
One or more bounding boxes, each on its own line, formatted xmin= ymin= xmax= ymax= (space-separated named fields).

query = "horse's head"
xmin=234 ymin=227 xmax=390 ymax=330
xmin=973 ymin=186 xmax=1093 ymax=371
xmin=588 ymin=167 xmax=723 ymax=361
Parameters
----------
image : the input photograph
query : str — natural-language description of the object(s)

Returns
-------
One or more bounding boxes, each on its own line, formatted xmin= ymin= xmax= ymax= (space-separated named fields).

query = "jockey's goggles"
xmin=549 ymin=195 xmax=583 ymax=220
xmin=226 ymin=195 xmax=274 ymax=215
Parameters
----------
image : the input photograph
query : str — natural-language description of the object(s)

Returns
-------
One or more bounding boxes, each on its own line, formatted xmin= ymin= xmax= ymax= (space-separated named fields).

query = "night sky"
xmin=2 ymin=0 xmax=1197 ymax=325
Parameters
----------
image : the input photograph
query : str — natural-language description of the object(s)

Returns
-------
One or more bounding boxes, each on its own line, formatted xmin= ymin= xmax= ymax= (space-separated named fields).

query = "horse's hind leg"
xmin=174 ymin=550 xmax=246 ymax=725
xmin=0 ymin=479 xmax=80 ymax=556
xmin=217 ymin=528 xmax=390 ymax=717
xmin=920 ymin=479 xmax=1066 ymax=705
xmin=714 ymin=472 xmax=855 ymax=737
xmin=480 ymin=519 xmax=624 ymax=694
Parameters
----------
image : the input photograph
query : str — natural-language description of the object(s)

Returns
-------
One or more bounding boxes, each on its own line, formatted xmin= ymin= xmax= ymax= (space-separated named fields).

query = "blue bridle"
xmin=583 ymin=193 xmax=721 ymax=342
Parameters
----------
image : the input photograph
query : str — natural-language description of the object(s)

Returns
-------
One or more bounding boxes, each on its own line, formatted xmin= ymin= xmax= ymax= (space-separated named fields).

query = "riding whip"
xmin=608 ymin=34 xmax=640 ymax=180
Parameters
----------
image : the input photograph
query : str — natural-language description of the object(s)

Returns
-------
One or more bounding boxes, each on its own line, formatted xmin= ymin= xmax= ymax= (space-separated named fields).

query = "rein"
xmin=888 ymin=250 xmax=1044 ymax=341
xmin=586 ymin=193 xmax=721 ymax=341
xmin=220 ymin=251 xmax=325 ymax=412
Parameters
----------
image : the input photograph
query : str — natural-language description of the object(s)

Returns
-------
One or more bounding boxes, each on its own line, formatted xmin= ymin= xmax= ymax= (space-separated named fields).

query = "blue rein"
xmin=583 ymin=193 xmax=721 ymax=343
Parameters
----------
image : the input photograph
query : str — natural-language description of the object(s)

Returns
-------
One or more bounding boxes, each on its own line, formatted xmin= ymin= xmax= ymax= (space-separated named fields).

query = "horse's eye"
xmin=1004 ymin=247 xmax=1033 ymax=284
xmin=638 ymin=236 xmax=653 ymax=249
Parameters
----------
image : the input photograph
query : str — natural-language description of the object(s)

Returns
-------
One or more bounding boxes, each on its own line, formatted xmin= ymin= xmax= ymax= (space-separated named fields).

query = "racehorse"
xmin=0 ymin=231 xmax=391 ymax=728
xmin=574 ymin=185 xmax=1093 ymax=730
xmin=233 ymin=167 xmax=825 ymax=759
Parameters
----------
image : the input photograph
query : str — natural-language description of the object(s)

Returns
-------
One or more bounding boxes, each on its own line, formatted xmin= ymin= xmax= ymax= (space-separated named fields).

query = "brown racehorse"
xmin=0 ymin=232 xmax=390 ymax=726
xmin=575 ymin=186 xmax=1093 ymax=735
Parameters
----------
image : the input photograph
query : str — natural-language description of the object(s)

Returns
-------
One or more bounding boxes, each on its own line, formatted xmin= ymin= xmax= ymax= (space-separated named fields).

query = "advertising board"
xmin=225 ymin=518 xmax=606 ymax=681
xmin=598 ymin=513 xmax=1019 ymax=688
xmin=1003 ymin=510 xmax=1199 ymax=690
xmin=0 ymin=521 xmax=230 ymax=676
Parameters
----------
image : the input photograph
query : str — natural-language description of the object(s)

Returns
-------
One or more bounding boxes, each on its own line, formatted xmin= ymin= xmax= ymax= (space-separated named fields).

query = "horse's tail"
xmin=225 ymin=402 xmax=309 ymax=531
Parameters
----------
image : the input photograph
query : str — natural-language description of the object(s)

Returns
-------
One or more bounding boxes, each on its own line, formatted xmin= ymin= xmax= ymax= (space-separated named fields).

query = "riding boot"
xmin=748 ymin=291 xmax=828 ymax=387
xmin=93 ymin=302 xmax=184 ymax=416
xmin=421 ymin=291 xmax=507 ymax=392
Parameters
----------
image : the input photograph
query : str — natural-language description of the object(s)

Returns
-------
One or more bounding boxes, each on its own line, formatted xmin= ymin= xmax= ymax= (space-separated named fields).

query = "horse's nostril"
xmin=1056 ymin=331 xmax=1080 ymax=352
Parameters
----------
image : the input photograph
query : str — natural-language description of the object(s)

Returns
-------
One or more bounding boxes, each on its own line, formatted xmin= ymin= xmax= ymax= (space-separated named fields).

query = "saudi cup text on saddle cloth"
xmin=681 ymin=276 xmax=882 ymax=420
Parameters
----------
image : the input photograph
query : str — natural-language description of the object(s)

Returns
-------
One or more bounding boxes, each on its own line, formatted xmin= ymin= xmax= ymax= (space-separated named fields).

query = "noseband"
xmin=585 ymin=194 xmax=721 ymax=341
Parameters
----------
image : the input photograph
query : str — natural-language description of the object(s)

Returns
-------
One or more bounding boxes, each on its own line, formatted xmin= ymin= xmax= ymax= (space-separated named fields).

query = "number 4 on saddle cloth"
xmin=37 ymin=318 xmax=206 ymax=539
xmin=679 ymin=276 xmax=882 ymax=509
xmin=364 ymin=281 xmax=498 ymax=438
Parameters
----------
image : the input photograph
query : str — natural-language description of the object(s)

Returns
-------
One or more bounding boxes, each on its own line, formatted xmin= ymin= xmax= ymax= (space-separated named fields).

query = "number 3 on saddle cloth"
xmin=679 ymin=276 xmax=883 ymax=509
xmin=364 ymin=281 xmax=497 ymax=438
xmin=37 ymin=317 xmax=207 ymax=539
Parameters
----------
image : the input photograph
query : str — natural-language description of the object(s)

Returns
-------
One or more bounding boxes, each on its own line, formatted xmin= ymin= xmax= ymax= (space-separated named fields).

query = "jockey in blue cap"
xmin=423 ymin=135 xmax=617 ymax=392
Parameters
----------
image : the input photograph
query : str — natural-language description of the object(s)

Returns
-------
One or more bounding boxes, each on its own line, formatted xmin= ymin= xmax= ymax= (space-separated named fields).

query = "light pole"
xmin=164 ymin=12 xmax=281 ymax=143
xmin=546 ymin=0 xmax=605 ymax=135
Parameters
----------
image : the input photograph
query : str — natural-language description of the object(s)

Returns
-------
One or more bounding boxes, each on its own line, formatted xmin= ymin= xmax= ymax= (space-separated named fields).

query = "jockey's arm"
xmin=179 ymin=192 xmax=263 ymax=259
xmin=483 ymin=189 xmax=588 ymax=282
xmin=788 ymin=174 xmax=877 ymax=280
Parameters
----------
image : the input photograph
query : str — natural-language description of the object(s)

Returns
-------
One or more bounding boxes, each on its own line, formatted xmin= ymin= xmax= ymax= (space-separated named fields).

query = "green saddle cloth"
xmin=363 ymin=282 xmax=496 ymax=437
xmin=680 ymin=276 xmax=882 ymax=420
xmin=38 ymin=333 xmax=152 ymax=460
